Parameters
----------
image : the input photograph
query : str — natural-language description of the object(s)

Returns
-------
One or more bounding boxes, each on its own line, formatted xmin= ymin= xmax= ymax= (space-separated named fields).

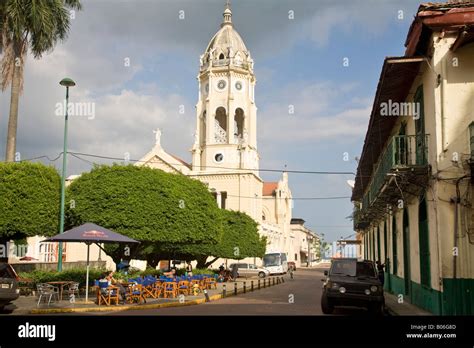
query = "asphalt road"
xmin=97 ymin=267 xmax=374 ymax=316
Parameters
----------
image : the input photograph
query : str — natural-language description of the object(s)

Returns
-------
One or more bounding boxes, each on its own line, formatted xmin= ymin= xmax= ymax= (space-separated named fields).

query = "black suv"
xmin=0 ymin=263 xmax=20 ymax=312
xmin=321 ymin=258 xmax=384 ymax=314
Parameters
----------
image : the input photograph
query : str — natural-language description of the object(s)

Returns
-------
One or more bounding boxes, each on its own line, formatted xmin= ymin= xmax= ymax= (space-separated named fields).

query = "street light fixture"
xmin=57 ymin=77 xmax=76 ymax=271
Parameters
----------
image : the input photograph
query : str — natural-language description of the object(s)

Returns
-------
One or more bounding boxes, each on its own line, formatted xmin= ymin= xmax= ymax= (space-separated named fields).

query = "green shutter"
xmin=419 ymin=196 xmax=431 ymax=288
xmin=392 ymin=216 xmax=398 ymax=275
xmin=403 ymin=209 xmax=411 ymax=295
xmin=377 ymin=226 xmax=381 ymax=262
xmin=371 ymin=229 xmax=376 ymax=261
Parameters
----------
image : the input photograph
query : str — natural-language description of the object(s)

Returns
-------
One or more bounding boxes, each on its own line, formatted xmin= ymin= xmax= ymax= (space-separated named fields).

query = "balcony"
xmin=354 ymin=134 xmax=430 ymax=229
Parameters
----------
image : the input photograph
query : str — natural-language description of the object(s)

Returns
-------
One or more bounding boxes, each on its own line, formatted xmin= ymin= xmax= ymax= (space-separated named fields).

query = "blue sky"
xmin=0 ymin=0 xmax=421 ymax=243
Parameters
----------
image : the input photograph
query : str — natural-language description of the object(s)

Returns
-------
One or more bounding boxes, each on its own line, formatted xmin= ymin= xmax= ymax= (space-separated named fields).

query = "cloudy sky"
xmin=0 ymin=0 xmax=420 ymax=243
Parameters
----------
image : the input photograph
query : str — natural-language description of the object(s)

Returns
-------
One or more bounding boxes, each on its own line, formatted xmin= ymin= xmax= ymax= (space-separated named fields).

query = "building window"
xmin=219 ymin=53 xmax=225 ymax=60
xmin=295 ymin=253 xmax=297 ymax=261
xmin=221 ymin=192 xmax=227 ymax=209
xmin=214 ymin=107 xmax=227 ymax=143
xmin=40 ymin=243 xmax=55 ymax=262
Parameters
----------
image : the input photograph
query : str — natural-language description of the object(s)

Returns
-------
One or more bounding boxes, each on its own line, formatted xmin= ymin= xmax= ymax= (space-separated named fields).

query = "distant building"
xmin=289 ymin=218 xmax=320 ymax=267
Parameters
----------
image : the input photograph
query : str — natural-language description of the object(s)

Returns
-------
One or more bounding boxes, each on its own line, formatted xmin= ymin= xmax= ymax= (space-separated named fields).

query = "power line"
xmin=3 ymin=151 xmax=361 ymax=176
xmin=68 ymin=151 xmax=357 ymax=175
xmin=227 ymin=194 xmax=351 ymax=200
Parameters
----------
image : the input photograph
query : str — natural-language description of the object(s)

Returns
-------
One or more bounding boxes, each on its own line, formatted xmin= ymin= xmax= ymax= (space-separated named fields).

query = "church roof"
xmin=170 ymin=154 xmax=191 ymax=170
xmin=262 ymin=182 xmax=278 ymax=196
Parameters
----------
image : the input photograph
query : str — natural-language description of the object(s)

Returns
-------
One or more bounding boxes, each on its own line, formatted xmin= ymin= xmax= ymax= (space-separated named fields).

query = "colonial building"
xmin=289 ymin=218 xmax=320 ymax=267
xmin=138 ymin=4 xmax=296 ymax=266
xmin=352 ymin=2 xmax=474 ymax=315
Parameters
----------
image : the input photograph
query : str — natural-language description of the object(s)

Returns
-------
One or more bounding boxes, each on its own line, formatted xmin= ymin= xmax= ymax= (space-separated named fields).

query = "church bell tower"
xmin=191 ymin=2 xmax=259 ymax=173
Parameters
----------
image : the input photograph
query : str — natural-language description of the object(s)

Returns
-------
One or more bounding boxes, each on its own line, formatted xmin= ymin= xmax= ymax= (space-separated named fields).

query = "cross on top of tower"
xmin=223 ymin=0 xmax=232 ymax=26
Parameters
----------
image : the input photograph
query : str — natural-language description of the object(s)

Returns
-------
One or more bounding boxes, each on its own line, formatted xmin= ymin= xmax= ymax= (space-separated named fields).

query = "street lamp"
xmin=57 ymin=77 xmax=76 ymax=271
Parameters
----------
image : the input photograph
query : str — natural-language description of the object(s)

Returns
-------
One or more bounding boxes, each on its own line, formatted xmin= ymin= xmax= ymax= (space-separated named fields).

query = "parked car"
xmin=0 ymin=263 xmax=20 ymax=312
xmin=321 ymin=258 xmax=384 ymax=315
xmin=287 ymin=262 xmax=296 ymax=271
xmin=228 ymin=263 xmax=270 ymax=278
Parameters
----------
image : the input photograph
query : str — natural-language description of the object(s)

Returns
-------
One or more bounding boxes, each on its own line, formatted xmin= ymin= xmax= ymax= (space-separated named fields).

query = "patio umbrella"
xmin=41 ymin=223 xmax=139 ymax=302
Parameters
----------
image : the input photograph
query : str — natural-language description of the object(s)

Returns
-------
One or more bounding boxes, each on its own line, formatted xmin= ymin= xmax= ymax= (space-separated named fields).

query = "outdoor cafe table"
xmin=46 ymin=281 xmax=73 ymax=300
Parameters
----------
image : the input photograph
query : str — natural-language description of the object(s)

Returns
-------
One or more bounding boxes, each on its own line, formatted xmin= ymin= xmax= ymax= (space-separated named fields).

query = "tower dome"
xmin=200 ymin=2 xmax=253 ymax=71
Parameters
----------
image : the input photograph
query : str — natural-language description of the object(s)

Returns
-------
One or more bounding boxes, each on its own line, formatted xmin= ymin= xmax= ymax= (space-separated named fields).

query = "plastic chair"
xmin=36 ymin=284 xmax=59 ymax=307
xmin=65 ymin=282 xmax=81 ymax=301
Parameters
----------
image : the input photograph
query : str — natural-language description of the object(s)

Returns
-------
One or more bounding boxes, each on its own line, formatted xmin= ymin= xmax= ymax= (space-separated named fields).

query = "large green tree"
xmin=0 ymin=0 xmax=82 ymax=161
xmin=0 ymin=162 xmax=61 ymax=261
xmin=169 ymin=209 xmax=267 ymax=268
xmin=66 ymin=164 xmax=223 ymax=266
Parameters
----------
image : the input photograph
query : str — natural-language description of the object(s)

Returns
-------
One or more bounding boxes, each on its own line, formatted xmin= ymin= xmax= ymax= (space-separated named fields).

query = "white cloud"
xmin=259 ymin=81 xmax=370 ymax=143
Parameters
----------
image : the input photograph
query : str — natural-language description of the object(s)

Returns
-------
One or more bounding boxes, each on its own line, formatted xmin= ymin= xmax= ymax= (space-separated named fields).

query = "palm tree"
xmin=1 ymin=0 xmax=82 ymax=162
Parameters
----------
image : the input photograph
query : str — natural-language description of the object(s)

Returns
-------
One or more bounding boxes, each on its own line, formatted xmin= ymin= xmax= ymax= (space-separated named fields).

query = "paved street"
xmin=91 ymin=268 xmax=372 ymax=316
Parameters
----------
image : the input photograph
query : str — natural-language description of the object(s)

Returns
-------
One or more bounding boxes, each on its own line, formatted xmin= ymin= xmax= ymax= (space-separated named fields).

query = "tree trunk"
xmin=147 ymin=257 xmax=160 ymax=269
xmin=5 ymin=59 xmax=21 ymax=162
xmin=195 ymin=255 xmax=208 ymax=269
xmin=204 ymin=257 xmax=219 ymax=268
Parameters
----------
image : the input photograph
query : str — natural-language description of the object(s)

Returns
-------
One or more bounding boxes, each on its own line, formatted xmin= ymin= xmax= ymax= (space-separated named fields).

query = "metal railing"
xmin=357 ymin=134 xmax=429 ymax=210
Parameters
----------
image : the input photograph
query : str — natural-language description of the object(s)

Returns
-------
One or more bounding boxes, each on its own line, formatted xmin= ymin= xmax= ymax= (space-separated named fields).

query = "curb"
xmin=30 ymin=276 xmax=285 ymax=314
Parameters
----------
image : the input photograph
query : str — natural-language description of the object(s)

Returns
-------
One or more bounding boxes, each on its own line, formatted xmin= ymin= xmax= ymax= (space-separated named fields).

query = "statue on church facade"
xmin=153 ymin=128 xmax=162 ymax=147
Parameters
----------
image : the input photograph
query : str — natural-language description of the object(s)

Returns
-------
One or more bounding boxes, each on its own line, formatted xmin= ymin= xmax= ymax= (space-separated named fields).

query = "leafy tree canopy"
xmin=0 ymin=162 xmax=60 ymax=241
xmin=66 ymin=164 xmax=222 ymax=247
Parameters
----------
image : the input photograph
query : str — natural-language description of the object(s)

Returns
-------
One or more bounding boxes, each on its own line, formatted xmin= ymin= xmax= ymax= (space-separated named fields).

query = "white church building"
xmin=138 ymin=4 xmax=295 ymax=266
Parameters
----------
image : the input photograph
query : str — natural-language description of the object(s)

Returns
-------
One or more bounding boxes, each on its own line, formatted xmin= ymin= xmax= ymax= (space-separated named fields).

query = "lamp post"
xmin=57 ymin=77 xmax=76 ymax=272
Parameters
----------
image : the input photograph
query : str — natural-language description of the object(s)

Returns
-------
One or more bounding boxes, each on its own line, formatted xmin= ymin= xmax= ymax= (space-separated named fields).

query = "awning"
xmin=351 ymin=57 xmax=424 ymax=201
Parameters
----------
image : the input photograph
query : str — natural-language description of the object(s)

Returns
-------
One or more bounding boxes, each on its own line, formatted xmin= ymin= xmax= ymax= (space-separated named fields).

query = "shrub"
xmin=193 ymin=268 xmax=216 ymax=275
xmin=18 ymin=268 xmax=106 ymax=288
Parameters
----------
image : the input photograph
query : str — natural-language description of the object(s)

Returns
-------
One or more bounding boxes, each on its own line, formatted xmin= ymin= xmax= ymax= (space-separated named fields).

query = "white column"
xmin=216 ymin=192 xmax=222 ymax=208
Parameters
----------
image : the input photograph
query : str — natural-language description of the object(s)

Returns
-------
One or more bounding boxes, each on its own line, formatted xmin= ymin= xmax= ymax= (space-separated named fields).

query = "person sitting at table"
xmin=105 ymin=271 xmax=127 ymax=304
xmin=163 ymin=268 xmax=177 ymax=278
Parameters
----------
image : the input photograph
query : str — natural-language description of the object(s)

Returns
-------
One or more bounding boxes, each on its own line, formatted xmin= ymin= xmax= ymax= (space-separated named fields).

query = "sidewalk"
xmin=384 ymin=292 xmax=432 ymax=316
xmin=6 ymin=276 xmax=285 ymax=315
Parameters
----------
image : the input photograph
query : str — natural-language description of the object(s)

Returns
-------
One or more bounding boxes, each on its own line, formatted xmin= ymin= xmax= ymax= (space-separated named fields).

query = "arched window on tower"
xmin=234 ymin=108 xmax=244 ymax=143
xmin=201 ymin=111 xmax=207 ymax=145
xmin=214 ymin=107 xmax=227 ymax=143
xmin=219 ymin=53 xmax=225 ymax=60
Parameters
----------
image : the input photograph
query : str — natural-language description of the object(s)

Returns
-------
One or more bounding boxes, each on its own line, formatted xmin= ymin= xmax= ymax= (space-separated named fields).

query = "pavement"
xmin=1 ymin=268 xmax=432 ymax=315
xmin=383 ymin=291 xmax=432 ymax=316
xmin=98 ymin=268 xmax=379 ymax=316
xmin=1 ymin=275 xmax=285 ymax=315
